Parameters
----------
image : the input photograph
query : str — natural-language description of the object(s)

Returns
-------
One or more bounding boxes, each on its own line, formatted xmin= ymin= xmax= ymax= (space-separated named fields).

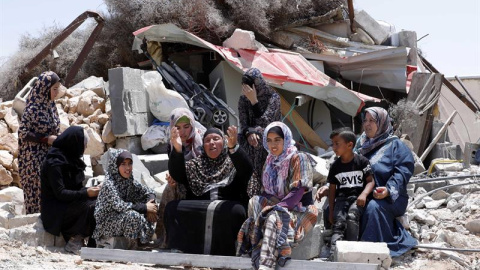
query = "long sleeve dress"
xmin=19 ymin=71 xmax=60 ymax=214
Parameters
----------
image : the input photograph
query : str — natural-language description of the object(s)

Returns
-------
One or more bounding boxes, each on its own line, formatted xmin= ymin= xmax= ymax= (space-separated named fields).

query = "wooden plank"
xmin=80 ymin=248 xmax=379 ymax=270
xmin=279 ymin=93 xmax=329 ymax=150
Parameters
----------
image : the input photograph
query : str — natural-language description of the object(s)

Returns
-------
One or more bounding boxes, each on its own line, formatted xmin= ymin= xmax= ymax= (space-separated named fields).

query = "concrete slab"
xmin=116 ymin=136 xmax=149 ymax=155
xmin=291 ymin=224 xmax=322 ymax=260
xmin=353 ymin=10 xmax=389 ymax=45
xmin=137 ymin=154 xmax=169 ymax=175
xmin=335 ymin=241 xmax=391 ymax=269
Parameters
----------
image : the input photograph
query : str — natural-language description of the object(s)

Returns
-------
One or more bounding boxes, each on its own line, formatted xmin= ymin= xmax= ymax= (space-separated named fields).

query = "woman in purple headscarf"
xmin=354 ymin=107 xmax=417 ymax=257
xmin=18 ymin=71 xmax=61 ymax=214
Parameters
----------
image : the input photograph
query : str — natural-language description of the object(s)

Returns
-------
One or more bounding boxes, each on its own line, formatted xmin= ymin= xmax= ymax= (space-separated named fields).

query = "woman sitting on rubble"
xmin=19 ymin=71 xmax=61 ymax=214
xmin=155 ymin=107 xmax=205 ymax=247
xmin=164 ymin=125 xmax=253 ymax=256
xmin=40 ymin=126 xmax=99 ymax=255
xmin=93 ymin=149 xmax=157 ymax=249
xmin=236 ymin=122 xmax=318 ymax=270
xmin=354 ymin=107 xmax=417 ymax=256
xmin=238 ymin=68 xmax=281 ymax=197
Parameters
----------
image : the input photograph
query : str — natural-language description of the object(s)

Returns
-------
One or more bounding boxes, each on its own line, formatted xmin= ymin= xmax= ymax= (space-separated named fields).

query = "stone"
xmin=0 ymin=150 xmax=13 ymax=170
xmin=407 ymin=184 xmax=415 ymax=198
xmin=67 ymin=96 xmax=81 ymax=114
xmin=0 ymin=187 xmax=24 ymax=214
xmin=425 ymin=199 xmax=446 ymax=209
xmin=66 ymin=88 xmax=84 ymax=98
xmin=0 ymin=121 xmax=8 ymax=137
xmin=335 ymin=241 xmax=391 ymax=269
xmin=153 ymin=171 xmax=168 ymax=186
xmin=137 ymin=154 xmax=169 ymax=176
xmin=349 ymin=28 xmax=375 ymax=45
xmin=353 ymin=10 xmax=389 ymax=45
xmin=140 ymin=172 xmax=162 ymax=191
xmin=413 ymin=210 xmax=436 ymax=225
xmin=429 ymin=209 xmax=453 ymax=221
xmin=415 ymin=187 xmax=427 ymax=196
xmin=9 ymin=222 xmax=55 ymax=247
xmin=6 ymin=213 xmax=40 ymax=229
xmin=98 ymin=114 xmax=109 ymax=125
xmin=222 ymin=28 xmax=268 ymax=52
xmin=0 ymin=109 xmax=5 ymax=119
xmin=446 ymin=192 xmax=463 ymax=203
xmin=87 ymin=109 xmax=103 ymax=124
xmin=101 ymin=120 xmax=116 ymax=144
xmin=71 ymin=76 xmax=106 ymax=98
xmin=12 ymin=158 xmax=18 ymax=172
xmin=83 ymin=155 xmax=94 ymax=182
xmin=0 ymin=166 xmax=13 ymax=186
xmin=108 ymin=67 xmax=153 ymax=137
xmin=444 ymin=230 xmax=480 ymax=248
xmin=466 ymin=219 xmax=480 ymax=234
xmin=431 ymin=190 xmax=450 ymax=200
xmin=0 ymin=133 xmax=18 ymax=157
xmin=446 ymin=199 xmax=462 ymax=212
xmin=77 ymin=91 xmax=105 ymax=117
xmin=416 ymin=180 xmax=448 ymax=192
xmin=4 ymin=107 xmax=19 ymax=133
xmin=84 ymin=127 xmax=105 ymax=158
xmin=291 ymin=224 xmax=322 ymax=260
xmin=153 ymin=184 xmax=166 ymax=202
xmin=96 ymin=236 xmax=130 ymax=249
xmin=10 ymin=172 xmax=20 ymax=187
xmin=59 ymin=112 xmax=70 ymax=133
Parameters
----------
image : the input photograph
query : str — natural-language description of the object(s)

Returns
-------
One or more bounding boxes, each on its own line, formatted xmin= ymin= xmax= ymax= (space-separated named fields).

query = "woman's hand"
xmin=226 ymin=125 xmax=238 ymax=149
xmin=166 ymin=172 xmax=176 ymax=187
xmin=170 ymin=127 xmax=182 ymax=153
xmin=146 ymin=199 xmax=158 ymax=214
xmin=315 ymin=185 xmax=329 ymax=201
xmin=247 ymin=133 xmax=260 ymax=147
xmin=242 ymin=84 xmax=258 ymax=105
xmin=47 ymin=135 xmax=57 ymax=145
xmin=373 ymin=186 xmax=389 ymax=200
xmin=357 ymin=194 xmax=367 ymax=207
xmin=87 ymin=186 xmax=101 ymax=197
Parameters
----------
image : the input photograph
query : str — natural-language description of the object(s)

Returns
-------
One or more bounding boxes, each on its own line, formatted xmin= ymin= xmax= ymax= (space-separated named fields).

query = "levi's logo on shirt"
xmin=335 ymin=171 xmax=364 ymax=188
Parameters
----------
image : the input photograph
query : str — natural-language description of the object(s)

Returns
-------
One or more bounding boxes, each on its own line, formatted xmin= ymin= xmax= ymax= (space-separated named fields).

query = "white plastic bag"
xmin=141 ymin=124 xmax=170 ymax=150
xmin=142 ymin=71 xmax=189 ymax=121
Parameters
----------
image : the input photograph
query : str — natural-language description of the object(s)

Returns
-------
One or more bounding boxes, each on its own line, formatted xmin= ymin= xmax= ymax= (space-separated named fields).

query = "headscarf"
xmin=169 ymin=108 xmax=205 ymax=160
xmin=185 ymin=128 xmax=236 ymax=196
xmin=355 ymin=107 xmax=395 ymax=155
xmin=20 ymin=71 xmax=60 ymax=139
xmin=262 ymin=122 xmax=298 ymax=199
xmin=116 ymin=151 xmax=133 ymax=168
xmin=243 ymin=68 xmax=274 ymax=97
xmin=44 ymin=125 xmax=86 ymax=174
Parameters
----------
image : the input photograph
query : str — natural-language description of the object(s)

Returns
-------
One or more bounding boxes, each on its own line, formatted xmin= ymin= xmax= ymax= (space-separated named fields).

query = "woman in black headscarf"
xmin=238 ymin=68 xmax=281 ymax=197
xmin=40 ymin=126 xmax=99 ymax=255
xmin=164 ymin=125 xmax=253 ymax=256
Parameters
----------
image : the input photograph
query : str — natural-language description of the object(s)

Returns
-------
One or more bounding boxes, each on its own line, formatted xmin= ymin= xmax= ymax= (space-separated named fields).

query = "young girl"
xmin=93 ymin=149 xmax=157 ymax=249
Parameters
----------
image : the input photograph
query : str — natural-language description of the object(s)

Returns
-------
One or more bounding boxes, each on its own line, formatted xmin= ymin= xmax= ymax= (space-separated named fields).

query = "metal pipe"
xmin=347 ymin=0 xmax=355 ymax=33
xmin=407 ymin=180 xmax=480 ymax=209
xmin=416 ymin=245 xmax=480 ymax=253
xmin=455 ymin=75 xmax=480 ymax=111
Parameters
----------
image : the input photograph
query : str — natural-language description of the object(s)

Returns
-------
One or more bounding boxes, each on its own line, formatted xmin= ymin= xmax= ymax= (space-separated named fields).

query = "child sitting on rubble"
xmin=327 ymin=129 xmax=375 ymax=258
xmin=93 ymin=149 xmax=157 ymax=250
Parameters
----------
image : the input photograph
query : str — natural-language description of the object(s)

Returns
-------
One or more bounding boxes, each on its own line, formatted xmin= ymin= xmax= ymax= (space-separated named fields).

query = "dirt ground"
xmin=0 ymin=238 xmax=476 ymax=270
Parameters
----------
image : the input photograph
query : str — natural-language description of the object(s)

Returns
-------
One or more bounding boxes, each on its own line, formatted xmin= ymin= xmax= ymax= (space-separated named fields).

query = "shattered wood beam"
xmin=279 ymin=93 xmax=329 ymax=150
xmin=80 ymin=248 xmax=380 ymax=270
xmin=419 ymin=55 xmax=478 ymax=113
xmin=348 ymin=0 xmax=355 ymax=32
xmin=419 ymin=110 xmax=458 ymax=162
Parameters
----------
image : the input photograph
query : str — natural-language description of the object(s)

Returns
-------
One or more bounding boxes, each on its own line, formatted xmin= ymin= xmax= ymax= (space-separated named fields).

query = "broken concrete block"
xmin=291 ymin=223 xmax=322 ymax=260
xmin=0 ymin=165 xmax=13 ymax=186
xmin=316 ymin=20 xmax=351 ymax=38
xmin=137 ymin=154 xmax=169 ymax=176
xmin=115 ymin=136 xmax=148 ymax=155
xmin=71 ymin=76 xmax=107 ymax=98
xmin=98 ymin=114 xmax=109 ymax=125
xmin=413 ymin=209 xmax=436 ymax=225
xmin=398 ymin=30 xmax=418 ymax=66
xmin=9 ymin=222 xmax=55 ymax=247
xmin=66 ymin=88 xmax=84 ymax=98
xmin=0 ymin=150 xmax=13 ymax=170
xmin=7 ymin=213 xmax=40 ymax=229
xmin=466 ymin=219 xmax=480 ymax=234
xmin=77 ymin=90 xmax=105 ymax=117
xmin=96 ymin=236 xmax=130 ymax=249
xmin=67 ymin=96 xmax=81 ymax=114
xmin=101 ymin=120 xmax=116 ymax=144
xmin=431 ymin=190 xmax=449 ymax=200
xmin=10 ymin=172 xmax=21 ymax=187
xmin=153 ymin=171 xmax=168 ymax=186
xmin=109 ymin=67 xmax=153 ymax=137
xmin=335 ymin=240 xmax=391 ymax=268
xmin=59 ymin=112 xmax=70 ymax=133
xmin=83 ymin=155 xmax=94 ymax=181
xmin=222 ymin=29 xmax=268 ymax=52
xmin=353 ymin=10 xmax=389 ymax=45
xmin=407 ymin=183 xmax=415 ymax=197
xmin=425 ymin=199 xmax=446 ymax=209
xmin=0 ymin=209 xmax=13 ymax=228
xmin=153 ymin=184 xmax=166 ymax=202
xmin=0 ymin=187 xmax=24 ymax=215
xmin=350 ymin=28 xmax=374 ymax=45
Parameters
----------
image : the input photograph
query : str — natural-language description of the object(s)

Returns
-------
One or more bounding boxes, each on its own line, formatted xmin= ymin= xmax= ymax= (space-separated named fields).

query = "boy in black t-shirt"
xmin=327 ymin=129 xmax=374 ymax=257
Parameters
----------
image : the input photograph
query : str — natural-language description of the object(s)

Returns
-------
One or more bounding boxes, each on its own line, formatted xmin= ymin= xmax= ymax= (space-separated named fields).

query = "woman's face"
xmin=266 ymin=132 xmax=284 ymax=156
xmin=118 ymin=158 xmax=133 ymax=179
xmin=203 ymin=133 xmax=224 ymax=159
xmin=50 ymin=82 xmax=61 ymax=100
xmin=363 ymin=112 xmax=378 ymax=139
xmin=175 ymin=122 xmax=193 ymax=143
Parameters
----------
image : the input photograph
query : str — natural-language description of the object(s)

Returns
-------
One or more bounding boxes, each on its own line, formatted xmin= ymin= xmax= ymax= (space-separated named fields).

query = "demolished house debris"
xmin=0 ymin=1 xmax=480 ymax=269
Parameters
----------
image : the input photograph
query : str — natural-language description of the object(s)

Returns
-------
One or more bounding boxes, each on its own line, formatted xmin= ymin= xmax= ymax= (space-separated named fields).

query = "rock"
xmin=446 ymin=192 xmax=464 ymax=203
xmin=87 ymin=109 xmax=103 ymax=124
xmin=431 ymin=190 xmax=450 ymax=200
xmin=407 ymin=183 xmax=415 ymax=197
xmin=415 ymin=187 xmax=427 ymax=196
xmin=67 ymin=96 xmax=81 ymax=114
xmin=66 ymin=88 xmax=84 ymax=98
xmin=429 ymin=209 xmax=453 ymax=221
xmin=0 ymin=121 xmax=8 ymax=137
xmin=0 ymin=109 xmax=5 ymax=119
xmin=349 ymin=28 xmax=375 ymax=45
xmin=0 ymin=166 xmax=13 ymax=185
xmin=444 ymin=230 xmax=480 ymax=248
xmin=71 ymin=76 xmax=106 ymax=98
xmin=84 ymin=127 xmax=105 ymax=158
xmin=4 ymin=107 xmax=19 ymax=133
xmin=222 ymin=28 xmax=268 ymax=52
xmin=98 ymin=114 xmax=109 ymax=125
xmin=413 ymin=210 xmax=436 ymax=225
xmin=0 ymin=133 xmax=19 ymax=157
xmin=58 ymin=113 xmax=70 ymax=133
xmin=466 ymin=219 xmax=480 ymax=234
xmin=0 ymin=150 xmax=13 ymax=170
xmin=335 ymin=241 xmax=392 ymax=269
xmin=11 ymin=172 xmax=21 ymax=187
xmin=101 ymin=120 xmax=116 ymax=144
xmin=447 ymin=199 xmax=463 ymax=212
xmin=425 ymin=199 xmax=446 ymax=209
xmin=12 ymin=158 xmax=18 ymax=172
xmin=77 ymin=90 xmax=105 ymax=117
